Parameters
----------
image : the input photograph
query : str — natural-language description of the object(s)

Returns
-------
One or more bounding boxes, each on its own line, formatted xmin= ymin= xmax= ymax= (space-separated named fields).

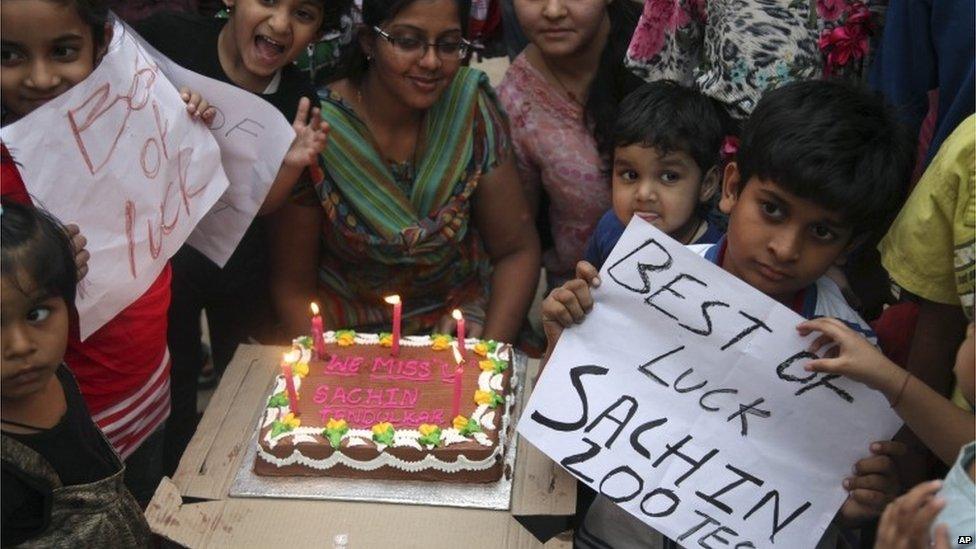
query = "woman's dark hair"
xmin=1 ymin=201 xmax=78 ymax=306
xmin=613 ymin=80 xmax=734 ymax=174
xmin=331 ymin=0 xmax=472 ymax=84
xmin=587 ymin=0 xmax=643 ymax=160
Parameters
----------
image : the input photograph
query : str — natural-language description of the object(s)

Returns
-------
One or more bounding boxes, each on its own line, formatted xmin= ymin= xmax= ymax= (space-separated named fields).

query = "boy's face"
xmin=611 ymin=144 xmax=717 ymax=244
xmin=718 ymin=163 xmax=855 ymax=304
xmin=0 ymin=273 xmax=69 ymax=400
xmin=0 ymin=0 xmax=103 ymax=118
xmin=954 ymin=323 xmax=975 ymax=406
xmin=222 ymin=0 xmax=324 ymax=84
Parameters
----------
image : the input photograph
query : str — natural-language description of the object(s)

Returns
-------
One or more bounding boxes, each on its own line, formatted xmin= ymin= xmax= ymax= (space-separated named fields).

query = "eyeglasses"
xmin=372 ymin=26 xmax=471 ymax=60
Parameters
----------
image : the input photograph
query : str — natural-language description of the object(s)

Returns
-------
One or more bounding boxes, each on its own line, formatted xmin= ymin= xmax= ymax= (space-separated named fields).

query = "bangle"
xmin=890 ymin=371 xmax=911 ymax=408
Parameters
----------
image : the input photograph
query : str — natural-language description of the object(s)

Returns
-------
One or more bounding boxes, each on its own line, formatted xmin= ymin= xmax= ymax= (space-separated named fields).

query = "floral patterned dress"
xmin=625 ymin=0 xmax=886 ymax=119
xmin=497 ymin=53 xmax=612 ymax=290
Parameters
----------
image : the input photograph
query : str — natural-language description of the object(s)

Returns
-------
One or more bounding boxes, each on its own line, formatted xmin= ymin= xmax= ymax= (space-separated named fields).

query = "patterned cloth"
xmin=625 ymin=0 xmax=886 ymax=119
xmin=307 ymin=68 xmax=509 ymax=332
xmin=497 ymin=53 xmax=611 ymax=289
xmin=879 ymin=114 xmax=976 ymax=319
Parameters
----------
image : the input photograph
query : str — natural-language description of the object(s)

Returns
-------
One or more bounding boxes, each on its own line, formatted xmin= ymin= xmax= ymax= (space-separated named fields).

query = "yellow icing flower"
xmin=293 ymin=361 xmax=309 ymax=378
xmin=326 ymin=418 xmax=348 ymax=431
xmin=378 ymin=333 xmax=393 ymax=347
xmin=478 ymin=359 xmax=495 ymax=372
xmin=337 ymin=334 xmax=355 ymax=346
xmin=473 ymin=342 xmax=488 ymax=357
xmin=418 ymin=424 xmax=439 ymax=437
xmin=474 ymin=390 xmax=493 ymax=405
xmin=282 ymin=413 xmax=301 ymax=429
xmin=371 ymin=422 xmax=394 ymax=436
xmin=431 ymin=334 xmax=451 ymax=350
xmin=452 ymin=415 xmax=470 ymax=430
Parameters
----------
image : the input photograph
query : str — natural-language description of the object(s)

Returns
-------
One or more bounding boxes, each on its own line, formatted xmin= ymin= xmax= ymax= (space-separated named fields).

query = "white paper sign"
xmin=123 ymin=23 xmax=295 ymax=266
xmin=517 ymin=218 xmax=902 ymax=548
xmin=0 ymin=21 xmax=229 ymax=339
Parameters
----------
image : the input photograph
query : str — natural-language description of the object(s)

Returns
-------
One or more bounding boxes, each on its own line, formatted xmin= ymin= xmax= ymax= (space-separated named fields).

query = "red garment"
xmin=1 ymin=146 xmax=172 ymax=458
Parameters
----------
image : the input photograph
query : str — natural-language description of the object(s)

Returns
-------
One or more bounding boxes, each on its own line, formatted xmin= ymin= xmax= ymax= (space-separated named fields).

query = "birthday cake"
xmin=253 ymin=331 xmax=516 ymax=483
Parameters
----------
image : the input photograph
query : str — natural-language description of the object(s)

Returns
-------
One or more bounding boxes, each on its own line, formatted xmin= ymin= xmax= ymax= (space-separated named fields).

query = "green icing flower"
xmin=323 ymin=418 xmax=349 ymax=448
xmin=270 ymin=420 xmax=295 ymax=438
xmin=371 ymin=422 xmax=395 ymax=446
xmin=295 ymin=335 xmax=313 ymax=349
xmin=417 ymin=424 xmax=442 ymax=447
xmin=267 ymin=392 xmax=290 ymax=408
xmin=491 ymin=358 xmax=508 ymax=373
xmin=458 ymin=418 xmax=482 ymax=436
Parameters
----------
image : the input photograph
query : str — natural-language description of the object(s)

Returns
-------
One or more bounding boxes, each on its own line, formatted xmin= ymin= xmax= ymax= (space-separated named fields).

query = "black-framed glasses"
xmin=372 ymin=26 xmax=471 ymax=60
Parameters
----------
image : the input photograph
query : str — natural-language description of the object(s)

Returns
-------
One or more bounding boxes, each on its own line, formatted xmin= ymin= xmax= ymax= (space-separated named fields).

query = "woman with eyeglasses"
xmin=269 ymin=0 xmax=541 ymax=343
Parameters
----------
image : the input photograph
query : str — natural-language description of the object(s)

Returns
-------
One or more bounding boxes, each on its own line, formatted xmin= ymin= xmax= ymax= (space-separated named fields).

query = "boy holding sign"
xmin=542 ymin=80 xmax=915 ymax=548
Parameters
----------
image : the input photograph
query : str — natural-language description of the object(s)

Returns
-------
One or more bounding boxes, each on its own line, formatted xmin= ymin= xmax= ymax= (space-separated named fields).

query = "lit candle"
xmin=281 ymin=349 xmax=302 ymax=415
xmin=310 ymin=302 xmax=326 ymax=359
xmin=452 ymin=309 xmax=465 ymax=356
xmin=384 ymin=295 xmax=402 ymax=357
xmin=451 ymin=345 xmax=464 ymax=419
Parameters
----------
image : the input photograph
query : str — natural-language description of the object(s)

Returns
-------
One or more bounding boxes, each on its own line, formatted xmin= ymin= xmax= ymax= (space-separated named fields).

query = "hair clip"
xmin=720 ymin=135 xmax=739 ymax=163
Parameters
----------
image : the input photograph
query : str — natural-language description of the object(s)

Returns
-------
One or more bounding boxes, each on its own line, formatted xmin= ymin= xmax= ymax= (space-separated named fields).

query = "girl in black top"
xmin=1 ymin=201 xmax=150 ymax=547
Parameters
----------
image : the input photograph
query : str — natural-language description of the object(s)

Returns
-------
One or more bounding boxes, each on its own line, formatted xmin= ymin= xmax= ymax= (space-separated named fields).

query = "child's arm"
xmin=798 ymin=317 xmax=975 ymax=465
xmin=257 ymin=97 xmax=329 ymax=216
xmin=874 ymin=480 xmax=950 ymax=549
xmin=540 ymin=261 xmax=600 ymax=359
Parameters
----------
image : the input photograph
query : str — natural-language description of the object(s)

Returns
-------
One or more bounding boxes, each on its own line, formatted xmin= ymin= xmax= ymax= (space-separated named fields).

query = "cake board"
xmin=228 ymin=350 xmax=528 ymax=510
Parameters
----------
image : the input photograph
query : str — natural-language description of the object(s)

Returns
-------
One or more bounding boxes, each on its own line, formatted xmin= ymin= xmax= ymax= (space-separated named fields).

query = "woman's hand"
xmin=435 ymin=312 xmax=484 ymax=339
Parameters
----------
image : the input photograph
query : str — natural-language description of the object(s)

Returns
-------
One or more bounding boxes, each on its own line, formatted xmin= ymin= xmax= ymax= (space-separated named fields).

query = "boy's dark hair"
xmin=737 ymin=80 xmax=914 ymax=239
xmin=1 ymin=201 xmax=77 ymax=306
xmin=613 ymin=80 xmax=734 ymax=174
xmin=333 ymin=0 xmax=472 ymax=84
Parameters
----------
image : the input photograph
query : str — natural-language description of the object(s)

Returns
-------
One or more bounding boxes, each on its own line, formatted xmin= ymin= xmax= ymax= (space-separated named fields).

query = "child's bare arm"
xmin=798 ymin=317 xmax=975 ymax=465
xmin=258 ymin=97 xmax=329 ymax=215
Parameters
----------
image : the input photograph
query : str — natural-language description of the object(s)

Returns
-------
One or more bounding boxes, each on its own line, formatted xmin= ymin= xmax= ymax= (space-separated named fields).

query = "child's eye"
xmin=759 ymin=200 xmax=784 ymax=220
xmin=26 ymin=307 xmax=51 ymax=324
xmin=811 ymin=225 xmax=837 ymax=242
xmin=0 ymin=48 xmax=25 ymax=65
xmin=617 ymin=169 xmax=639 ymax=182
xmin=295 ymin=8 xmax=318 ymax=22
xmin=52 ymin=46 xmax=81 ymax=61
xmin=660 ymin=171 xmax=680 ymax=184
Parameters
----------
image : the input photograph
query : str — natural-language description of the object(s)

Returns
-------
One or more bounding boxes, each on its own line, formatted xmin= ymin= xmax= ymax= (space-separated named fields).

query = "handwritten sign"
xmin=0 ymin=20 xmax=230 ymax=339
xmin=124 ymin=22 xmax=296 ymax=267
xmin=517 ymin=219 xmax=902 ymax=548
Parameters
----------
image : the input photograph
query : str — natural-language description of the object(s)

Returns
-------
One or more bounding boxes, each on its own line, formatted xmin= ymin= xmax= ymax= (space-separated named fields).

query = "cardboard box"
xmin=146 ymin=345 xmax=576 ymax=548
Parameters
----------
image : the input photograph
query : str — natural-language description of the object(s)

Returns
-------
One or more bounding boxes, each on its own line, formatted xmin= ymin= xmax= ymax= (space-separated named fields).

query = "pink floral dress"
xmin=497 ymin=53 xmax=611 ymax=289
xmin=625 ymin=0 xmax=886 ymax=119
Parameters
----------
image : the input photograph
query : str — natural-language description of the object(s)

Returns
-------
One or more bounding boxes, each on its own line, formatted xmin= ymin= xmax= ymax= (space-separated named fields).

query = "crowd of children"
xmin=1 ymin=0 xmax=973 ymax=546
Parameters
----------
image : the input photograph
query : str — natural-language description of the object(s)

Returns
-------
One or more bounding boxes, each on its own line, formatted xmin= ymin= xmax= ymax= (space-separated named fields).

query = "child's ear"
xmin=718 ymin=162 xmax=741 ymax=215
xmin=699 ymin=166 xmax=721 ymax=203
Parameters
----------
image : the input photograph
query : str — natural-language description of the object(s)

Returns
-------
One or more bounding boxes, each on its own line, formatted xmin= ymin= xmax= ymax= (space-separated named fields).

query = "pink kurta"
xmin=497 ymin=53 xmax=611 ymax=289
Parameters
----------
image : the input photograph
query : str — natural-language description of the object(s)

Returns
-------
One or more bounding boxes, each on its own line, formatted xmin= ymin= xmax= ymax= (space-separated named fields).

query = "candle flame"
xmin=384 ymin=294 xmax=401 ymax=305
xmin=452 ymin=344 xmax=464 ymax=365
xmin=451 ymin=309 xmax=463 ymax=321
xmin=310 ymin=302 xmax=320 ymax=315
xmin=283 ymin=349 xmax=301 ymax=364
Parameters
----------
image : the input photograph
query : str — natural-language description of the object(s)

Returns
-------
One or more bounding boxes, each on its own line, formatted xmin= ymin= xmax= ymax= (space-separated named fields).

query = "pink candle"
xmin=384 ymin=295 xmax=402 ymax=356
xmin=281 ymin=351 xmax=301 ymax=415
xmin=452 ymin=309 xmax=465 ymax=356
xmin=310 ymin=302 xmax=326 ymax=358
xmin=451 ymin=346 xmax=464 ymax=418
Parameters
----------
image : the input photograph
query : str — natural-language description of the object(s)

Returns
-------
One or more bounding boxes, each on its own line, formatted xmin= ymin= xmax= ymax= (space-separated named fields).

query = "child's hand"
xmin=796 ymin=317 xmax=903 ymax=397
xmin=179 ymin=86 xmax=216 ymax=126
xmin=65 ymin=224 xmax=90 ymax=281
xmin=874 ymin=479 xmax=949 ymax=549
xmin=541 ymin=261 xmax=601 ymax=350
xmin=838 ymin=440 xmax=906 ymax=526
xmin=283 ymin=97 xmax=329 ymax=171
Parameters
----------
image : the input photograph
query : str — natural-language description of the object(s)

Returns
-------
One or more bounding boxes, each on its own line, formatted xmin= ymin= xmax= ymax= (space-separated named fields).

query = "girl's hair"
xmin=1 ymin=201 xmax=77 ymax=306
xmin=612 ymin=80 xmax=735 ymax=175
xmin=53 ymin=0 xmax=111 ymax=52
xmin=587 ymin=0 xmax=643 ymax=160
xmin=331 ymin=0 xmax=472 ymax=84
